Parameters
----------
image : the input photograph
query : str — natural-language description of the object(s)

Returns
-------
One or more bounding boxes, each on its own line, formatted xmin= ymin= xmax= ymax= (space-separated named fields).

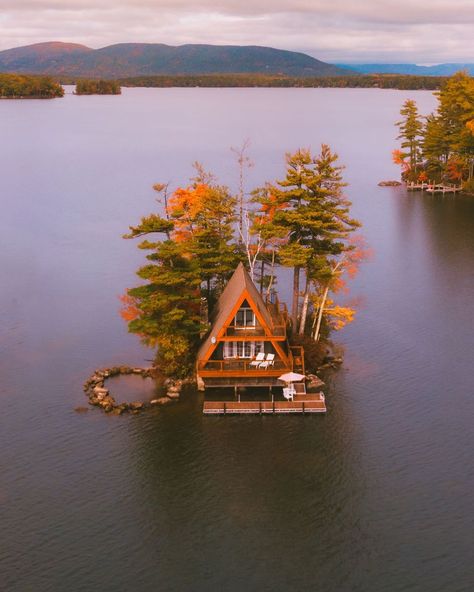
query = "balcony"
xmin=197 ymin=358 xmax=291 ymax=377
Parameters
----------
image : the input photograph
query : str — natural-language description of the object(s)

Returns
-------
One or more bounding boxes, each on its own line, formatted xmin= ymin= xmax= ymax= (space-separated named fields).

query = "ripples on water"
xmin=1 ymin=88 xmax=473 ymax=591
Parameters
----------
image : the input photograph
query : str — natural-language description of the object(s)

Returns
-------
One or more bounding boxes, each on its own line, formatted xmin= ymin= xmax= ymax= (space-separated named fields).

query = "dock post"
xmin=302 ymin=401 xmax=305 ymax=415
xmin=223 ymin=402 xmax=226 ymax=415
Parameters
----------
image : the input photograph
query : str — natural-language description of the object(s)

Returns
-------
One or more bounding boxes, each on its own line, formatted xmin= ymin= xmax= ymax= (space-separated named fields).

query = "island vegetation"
xmin=119 ymin=73 xmax=446 ymax=90
xmin=121 ymin=146 xmax=368 ymax=378
xmin=394 ymin=72 xmax=474 ymax=192
xmin=0 ymin=73 xmax=64 ymax=98
xmin=75 ymin=79 xmax=121 ymax=95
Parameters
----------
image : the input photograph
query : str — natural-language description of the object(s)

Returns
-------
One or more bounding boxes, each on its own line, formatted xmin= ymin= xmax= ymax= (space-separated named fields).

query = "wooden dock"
xmin=203 ymin=392 xmax=326 ymax=415
xmin=425 ymin=184 xmax=461 ymax=194
xmin=407 ymin=181 xmax=462 ymax=194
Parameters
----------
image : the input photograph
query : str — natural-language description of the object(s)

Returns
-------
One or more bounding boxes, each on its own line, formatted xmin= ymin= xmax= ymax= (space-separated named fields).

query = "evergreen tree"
xmin=122 ymin=166 xmax=238 ymax=375
xmin=395 ymin=72 xmax=474 ymax=186
xmin=254 ymin=146 xmax=360 ymax=336
xmin=123 ymin=216 xmax=201 ymax=377
xmin=422 ymin=114 xmax=451 ymax=179
xmin=396 ymin=99 xmax=424 ymax=180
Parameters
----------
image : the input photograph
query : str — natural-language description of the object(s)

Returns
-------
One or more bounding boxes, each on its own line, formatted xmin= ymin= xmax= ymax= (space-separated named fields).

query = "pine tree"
xmin=122 ymin=166 xmax=238 ymax=376
xmin=396 ymin=99 xmax=424 ymax=180
xmin=253 ymin=146 xmax=360 ymax=336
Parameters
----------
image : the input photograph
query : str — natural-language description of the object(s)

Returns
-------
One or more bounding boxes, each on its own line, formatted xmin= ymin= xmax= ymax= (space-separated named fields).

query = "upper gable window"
xmin=234 ymin=305 xmax=255 ymax=328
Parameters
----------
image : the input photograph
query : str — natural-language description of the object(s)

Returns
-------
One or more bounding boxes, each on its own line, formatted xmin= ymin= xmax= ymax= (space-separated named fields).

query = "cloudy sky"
xmin=1 ymin=0 xmax=473 ymax=63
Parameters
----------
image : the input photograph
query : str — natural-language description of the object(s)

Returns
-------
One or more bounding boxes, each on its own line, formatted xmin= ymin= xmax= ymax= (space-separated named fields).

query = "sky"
xmin=1 ymin=0 xmax=473 ymax=63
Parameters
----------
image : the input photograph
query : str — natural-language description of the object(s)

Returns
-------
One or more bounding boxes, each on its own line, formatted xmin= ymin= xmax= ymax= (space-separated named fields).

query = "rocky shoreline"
xmin=79 ymin=355 xmax=338 ymax=415
xmin=80 ymin=365 xmax=191 ymax=414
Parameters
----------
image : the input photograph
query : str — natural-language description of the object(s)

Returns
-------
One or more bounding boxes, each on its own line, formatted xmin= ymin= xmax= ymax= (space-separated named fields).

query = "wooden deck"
xmin=203 ymin=392 xmax=326 ymax=415
xmin=407 ymin=181 xmax=462 ymax=194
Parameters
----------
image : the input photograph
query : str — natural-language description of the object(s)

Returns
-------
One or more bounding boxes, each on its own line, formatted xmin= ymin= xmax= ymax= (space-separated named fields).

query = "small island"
xmin=393 ymin=72 xmax=474 ymax=194
xmin=75 ymin=79 xmax=121 ymax=95
xmin=0 ymin=74 xmax=64 ymax=98
xmin=112 ymin=145 xmax=368 ymax=414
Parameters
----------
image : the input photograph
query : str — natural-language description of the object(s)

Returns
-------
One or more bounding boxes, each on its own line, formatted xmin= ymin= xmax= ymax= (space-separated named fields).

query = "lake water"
xmin=1 ymin=87 xmax=474 ymax=591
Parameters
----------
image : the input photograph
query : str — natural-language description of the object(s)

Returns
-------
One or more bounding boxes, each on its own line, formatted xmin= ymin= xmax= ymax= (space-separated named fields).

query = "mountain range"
xmin=342 ymin=63 xmax=474 ymax=76
xmin=0 ymin=41 xmax=352 ymax=78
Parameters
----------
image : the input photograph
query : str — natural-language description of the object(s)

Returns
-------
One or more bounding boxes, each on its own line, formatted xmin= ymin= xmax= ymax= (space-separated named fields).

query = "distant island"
xmin=393 ymin=72 xmax=474 ymax=194
xmin=0 ymin=73 xmax=63 ymax=98
xmin=75 ymin=79 xmax=121 ymax=95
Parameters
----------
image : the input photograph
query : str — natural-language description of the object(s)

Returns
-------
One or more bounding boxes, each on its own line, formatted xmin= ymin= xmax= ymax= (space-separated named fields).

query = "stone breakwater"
xmin=81 ymin=365 xmax=189 ymax=414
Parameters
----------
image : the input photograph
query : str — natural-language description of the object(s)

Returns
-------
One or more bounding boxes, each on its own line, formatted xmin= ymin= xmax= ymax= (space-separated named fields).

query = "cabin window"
xmin=234 ymin=307 xmax=255 ymax=328
xmin=223 ymin=341 xmax=264 ymax=359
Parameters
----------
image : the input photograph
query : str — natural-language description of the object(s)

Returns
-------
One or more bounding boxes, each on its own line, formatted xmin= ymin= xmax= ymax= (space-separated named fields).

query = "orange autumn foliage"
xmin=166 ymin=183 xmax=209 ymax=243
xmin=418 ymin=171 xmax=428 ymax=182
xmin=446 ymin=158 xmax=464 ymax=181
xmin=392 ymin=149 xmax=410 ymax=172
xmin=119 ymin=293 xmax=140 ymax=322
xmin=257 ymin=192 xmax=289 ymax=224
xmin=324 ymin=299 xmax=356 ymax=330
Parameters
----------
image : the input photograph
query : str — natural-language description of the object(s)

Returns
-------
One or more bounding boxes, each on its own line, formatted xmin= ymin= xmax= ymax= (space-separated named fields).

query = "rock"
xmin=74 ymin=406 xmax=89 ymax=413
xmin=317 ymin=363 xmax=332 ymax=371
xmin=378 ymin=180 xmax=402 ymax=187
xmin=93 ymin=385 xmax=107 ymax=392
xmin=83 ymin=364 xmax=172 ymax=414
xmin=306 ymin=374 xmax=324 ymax=389
xmin=151 ymin=397 xmax=173 ymax=406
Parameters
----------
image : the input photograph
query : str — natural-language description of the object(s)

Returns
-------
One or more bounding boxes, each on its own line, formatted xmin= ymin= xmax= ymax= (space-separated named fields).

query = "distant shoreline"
xmin=45 ymin=73 xmax=449 ymax=91
xmin=115 ymin=74 xmax=446 ymax=91
xmin=0 ymin=95 xmax=56 ymax=100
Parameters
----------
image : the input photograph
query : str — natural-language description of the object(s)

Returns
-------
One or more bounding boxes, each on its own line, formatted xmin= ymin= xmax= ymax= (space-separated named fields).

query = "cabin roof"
xmin=197 ymin=262 xmax=274 ymax=358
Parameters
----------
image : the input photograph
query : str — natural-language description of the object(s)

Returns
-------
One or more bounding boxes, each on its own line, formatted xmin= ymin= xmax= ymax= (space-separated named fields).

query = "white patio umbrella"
xmin=277 ymin=372 xmax=305 ymax=383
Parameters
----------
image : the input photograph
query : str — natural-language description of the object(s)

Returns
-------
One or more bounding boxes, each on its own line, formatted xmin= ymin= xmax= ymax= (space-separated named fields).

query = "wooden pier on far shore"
xmin=407 ymin=181 xmax=462 ymax=194
xmin=203 ymin=392 xmax=326 ymax=415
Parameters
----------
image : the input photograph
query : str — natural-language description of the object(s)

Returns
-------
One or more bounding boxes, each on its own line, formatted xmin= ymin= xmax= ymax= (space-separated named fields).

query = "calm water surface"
xmin=1 ymin=88 xmax=473 ymax=591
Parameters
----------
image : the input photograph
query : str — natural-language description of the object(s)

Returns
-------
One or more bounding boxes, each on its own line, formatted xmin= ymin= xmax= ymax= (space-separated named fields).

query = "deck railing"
xmin=289 ymin=345 xmax=305 ymax=373
xmin=198 ymin=358 xmax=289 ymax=373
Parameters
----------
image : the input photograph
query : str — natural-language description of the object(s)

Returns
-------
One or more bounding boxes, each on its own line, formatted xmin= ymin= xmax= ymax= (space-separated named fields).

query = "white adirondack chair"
xmin=249 ymin=352 xmax=266 ymax=367
xmin=259 ymin=353 xmax=275 ymax=369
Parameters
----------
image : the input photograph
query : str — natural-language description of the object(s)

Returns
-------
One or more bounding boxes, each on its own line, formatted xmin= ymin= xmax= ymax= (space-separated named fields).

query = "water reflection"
xmin=125 ymin=383 xmax=368 ymax=590
xmin=1 ymin=88 xmax=473 ymax=591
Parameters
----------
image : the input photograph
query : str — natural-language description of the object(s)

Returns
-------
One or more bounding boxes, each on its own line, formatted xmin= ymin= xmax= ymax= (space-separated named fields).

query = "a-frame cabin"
xmin=197 ymin=262 xmax=304 ymax=389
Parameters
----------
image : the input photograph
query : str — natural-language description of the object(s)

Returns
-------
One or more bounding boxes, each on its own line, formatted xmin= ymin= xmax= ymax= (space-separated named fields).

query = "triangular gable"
xmin=197 ymin=263 xmax=274 ymax=362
